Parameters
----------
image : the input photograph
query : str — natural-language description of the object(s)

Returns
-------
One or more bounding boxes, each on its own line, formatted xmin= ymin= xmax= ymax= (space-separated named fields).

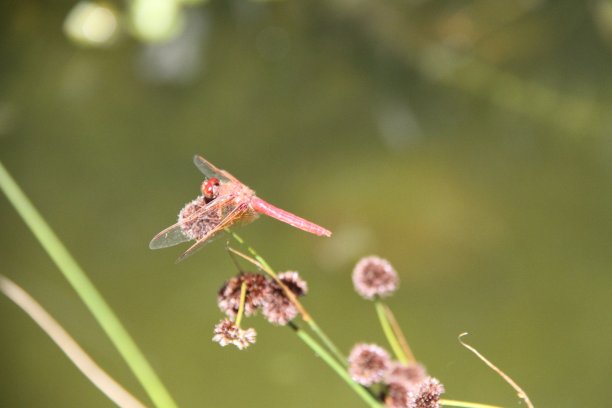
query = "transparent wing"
xmin=149 ymin=224 xmax=191 ymax=249
xmin=175 ymin=202 xmax=250 ymax=263
xmin=149 ymin=195 xmax=234 ymax=249
xmin=193 ymin=155 xmax=239 ymax=183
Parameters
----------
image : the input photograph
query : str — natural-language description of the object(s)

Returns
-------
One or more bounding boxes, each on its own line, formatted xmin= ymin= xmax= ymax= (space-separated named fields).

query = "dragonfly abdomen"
xmin=251 ymin=197 xmax=331 ymax=237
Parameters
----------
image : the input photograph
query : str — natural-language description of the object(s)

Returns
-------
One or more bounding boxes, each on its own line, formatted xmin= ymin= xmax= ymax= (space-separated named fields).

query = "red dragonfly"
xmin=150 ymin=155 xmax=332 ymax=262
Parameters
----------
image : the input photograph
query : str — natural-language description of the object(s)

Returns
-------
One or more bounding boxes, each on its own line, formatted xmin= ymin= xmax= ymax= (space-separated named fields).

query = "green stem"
xmin=289 ymin=323 xmax=382 ymax=408
xmin=440 ymin=399 xmax=505 ymax=408
xmin=375 ymin=300 xmax=407 ymax=363
xmin=0 ymin=161 xmax=178 ymax=408
xmin=380 ymin=303 xmax=415 ymax=362
xmin=307 ymin=319 xmax=347 ymax=366
xmin=227 ymin=230 xmax=276 ymax=277
xmin=227 ymin=230 xmax=347 ymax=365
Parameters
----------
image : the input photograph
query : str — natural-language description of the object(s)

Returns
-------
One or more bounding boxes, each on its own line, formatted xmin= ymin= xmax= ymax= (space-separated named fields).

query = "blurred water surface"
xmin=2 ymin=1 xmax=612 ymax=407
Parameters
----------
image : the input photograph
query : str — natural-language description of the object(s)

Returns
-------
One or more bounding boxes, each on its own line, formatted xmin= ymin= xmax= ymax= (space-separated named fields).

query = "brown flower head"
xmin=218 ymin=273 xmax=270 ymax=318
xmin=212 ymin=319 xmax=257 ymax=350
xmin=260 ymin=271 xmax=308 ymax=325
xmin=348 ymin=343 xmax=391 ymax=386
xmin=178 ymin=196 xmax=221 ymax=240
xmin=385 ymin=382 xmax=411 ymax=408
xmin=412 ymin=377 xmax=444 ymax=408
xmin=261 ymin=287 xmax=298 ymax=326
xmin=385 ymin=362 xmax=428 ymax=392
xmin=352 ymin=256 xmax=399 ymax=300
xmin=278 ymin=271 xmax=308 ymax=296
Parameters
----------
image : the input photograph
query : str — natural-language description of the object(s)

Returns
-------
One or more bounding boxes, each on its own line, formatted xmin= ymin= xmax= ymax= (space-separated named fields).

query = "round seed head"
xmin=260 ymin=272 xmax=307 ymax=325
xmin=413 ymin=377 xmax=444 ymax=408
xmin=178 ymin=195 xmax=221 ymax=240
xmin=348 ymin=343 xmax=391 ymax=386
xmin=385 ymin=362 xmax=428 ymax=392
xmin=352 ymin=256 xmax=399 ymax=299
xmin=218 ymin=273 xmax=271 ymax=318
xmin=261 ymin=288 xmax=298 ymax=325
xmin=278 ymin=271 xmax=308 ymax=296
xmin=385 ymin=382 xmax=412 ymax=408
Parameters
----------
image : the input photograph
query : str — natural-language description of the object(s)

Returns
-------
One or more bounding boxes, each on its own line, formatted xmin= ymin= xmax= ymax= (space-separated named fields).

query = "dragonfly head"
xmin=202 ymin=177 xmax=221 ymax=203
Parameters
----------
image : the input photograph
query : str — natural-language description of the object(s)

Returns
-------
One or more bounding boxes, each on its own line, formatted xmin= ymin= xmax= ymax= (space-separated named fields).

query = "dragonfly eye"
xmin=202 ymin=177 xmax=221 ymax=203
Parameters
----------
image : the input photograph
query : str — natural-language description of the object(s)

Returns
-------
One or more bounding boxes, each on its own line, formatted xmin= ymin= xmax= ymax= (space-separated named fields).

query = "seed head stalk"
xmin=374 ymin=300 xmax=416 ymax=363
xmin=375 ymin=300 xmax=408 ymax=363
xmin=380 ymin=302 xmax=415 ymax=362
xmin=235 ymin=281 xmax=248 ymax=327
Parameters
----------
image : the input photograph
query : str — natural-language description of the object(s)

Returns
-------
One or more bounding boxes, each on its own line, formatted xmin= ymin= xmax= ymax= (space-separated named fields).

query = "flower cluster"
xmin=348 ymin=343 xmax=444 ymax=408
xmin=348 ymin=256 xmax=445 ymax=408
xmin=212 ymin=270 xmax=308 ymax=349
xmin=210 ymin=250 xmax=449 ymax=407
xmin=217 ymin=272 xmax=269 ymax=318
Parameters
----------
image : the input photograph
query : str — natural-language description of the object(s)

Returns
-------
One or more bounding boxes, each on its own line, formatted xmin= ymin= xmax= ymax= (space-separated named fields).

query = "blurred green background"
xmin=2 ymin=0 xmax=612 ymax=407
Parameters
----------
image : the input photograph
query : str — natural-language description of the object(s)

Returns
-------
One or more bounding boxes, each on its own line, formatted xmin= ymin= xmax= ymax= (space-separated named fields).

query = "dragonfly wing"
xmin=175 ymin=201 xmax=250 ymax=263
xmin=173 ymin=230 xmax=223 ymax=263
xmin=149 ymin=223 xmax=191 ymax=249
xmin=149 ymin=194 xmax=234 ymax=250
xmin=193 ymin=155 xmax=240 ymax=183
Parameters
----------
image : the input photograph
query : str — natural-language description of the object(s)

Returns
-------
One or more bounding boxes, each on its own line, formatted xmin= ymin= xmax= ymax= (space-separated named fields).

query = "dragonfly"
xmin=150 ymin=155 xmax=332 ymax=262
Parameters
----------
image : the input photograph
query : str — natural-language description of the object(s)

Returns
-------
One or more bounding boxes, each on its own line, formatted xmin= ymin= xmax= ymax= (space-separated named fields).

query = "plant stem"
xmin=306 ymin=319 xmax=348 ymax=366
xmin=289 ymin=322 xmax=382 ymax=408
xmin=0 ymin=161 xmax=178 ymax=408
xmin=235 ymin=281 xmax=247 ymax=327
xmin=375 ymin=300 xmax=408 ymax=363
xmin=458 ymin=333 xmax=533 ymax=408
xmin=440 ymin=399 xmax=504 ymax=408
xmin=227 ymin=230 xmax=347 ymax=365
xmin=381 ymin=303 xmax=415 ymax=362
xmin=0 ymin=276 xmax=147 ymax=408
